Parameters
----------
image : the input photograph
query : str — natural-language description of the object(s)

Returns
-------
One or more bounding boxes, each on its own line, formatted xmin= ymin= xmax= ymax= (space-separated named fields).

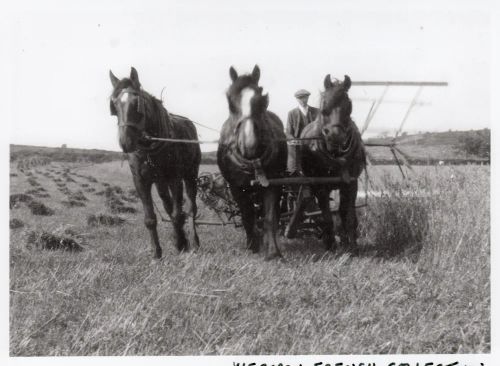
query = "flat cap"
xmin=294 ymin=89 xmax=311 ymax=98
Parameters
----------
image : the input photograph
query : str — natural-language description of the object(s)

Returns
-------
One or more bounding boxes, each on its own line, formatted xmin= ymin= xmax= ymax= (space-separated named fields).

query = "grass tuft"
xmin=10 ymin=193 xmax=33 ymax=209
xmin=61 ymin=200 xmax=86 ymax=208
xmin=26 ymin=230 xmax=84 ymax=252
xmin=27 ymin=200 xmax=55 ymax=216
xmin=87 ymin=213 xmax=126 ymax=227
xmin=10 ymin=218 xmax=25 ymax=229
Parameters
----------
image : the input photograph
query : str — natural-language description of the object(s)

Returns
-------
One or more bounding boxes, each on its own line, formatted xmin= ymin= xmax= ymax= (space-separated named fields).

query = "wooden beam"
xmin=160 ymin=218 xmax=235 ymax=226
xmin=352 ymin=81 xmax=448 ymax=86
xmin=251 ymin=176 xmax=357 ymax=187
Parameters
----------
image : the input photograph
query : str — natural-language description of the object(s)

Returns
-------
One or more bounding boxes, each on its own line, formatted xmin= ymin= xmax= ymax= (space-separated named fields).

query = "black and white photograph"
xmin=4 ymin=0 xmax=495 ymax=364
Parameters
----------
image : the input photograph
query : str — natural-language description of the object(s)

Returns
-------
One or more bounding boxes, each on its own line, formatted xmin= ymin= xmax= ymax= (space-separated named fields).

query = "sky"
xmin=4 ymin=0 xmax=492 ymax=152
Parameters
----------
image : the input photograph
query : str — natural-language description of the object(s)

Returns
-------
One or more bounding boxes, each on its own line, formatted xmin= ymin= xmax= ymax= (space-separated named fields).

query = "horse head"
xmin=226 ymin=65 xmax=270 ymax=160
xmin=109 ymin=67 xmax=147 ymax=153
xmin=319 ymin=74 xmax=353 ymax=154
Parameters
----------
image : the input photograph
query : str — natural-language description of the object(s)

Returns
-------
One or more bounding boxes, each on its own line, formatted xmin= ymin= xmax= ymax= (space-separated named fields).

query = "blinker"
xmin=110 ymin=100 xmax=117 ymax=116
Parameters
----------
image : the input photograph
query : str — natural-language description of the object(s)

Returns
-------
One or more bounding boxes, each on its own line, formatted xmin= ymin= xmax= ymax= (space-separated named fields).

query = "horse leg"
xmin=133 ymin=176 xmax=162 ymax=259
xmin=155 ymin=179 xmax=177 ymax=250
xmin=158 ymin=178 xmax=187 ymax=252
xmin=231 ymin=187 xmax=259 ymax=253
xmin=339 ymin=181 xmax=359 ymax=254
xmin=314 ymin=187 xmax=336 ymax=251
xmin=183 ymin=176 xmax=200 ymax=251
xmin=262 ymin=187 xmax=282 ymax=260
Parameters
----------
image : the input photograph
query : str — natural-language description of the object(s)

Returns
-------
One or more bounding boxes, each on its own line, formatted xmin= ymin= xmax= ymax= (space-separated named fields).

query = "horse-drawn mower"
xmin=192 ymin=79 xmax=448 ymax=240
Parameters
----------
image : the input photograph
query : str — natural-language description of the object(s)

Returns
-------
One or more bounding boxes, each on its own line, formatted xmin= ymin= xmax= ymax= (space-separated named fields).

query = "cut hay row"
xmin=16 ymin=156 xmax=51 ymax=170
xmin=100 ymin=186 xmax=137 ymax=214
xmin=10 ymin=193 xmax=33 ymax=209
xmin=27 ymin=201 xmax=55 ymax=216
xmin=26 ymin=230 xmax=83 ymax=252
xmin=10 ymin=218 xmax=24 ymax=229
xmin=27 ymin=177 xmax=40 ymax=187
xmin=61 ymin=200 xmax=86 ymax=208
xmin=72 ymin=172 xmax=99 ymax=183
xmin=87 ymin=213 xmax=126 ymax=227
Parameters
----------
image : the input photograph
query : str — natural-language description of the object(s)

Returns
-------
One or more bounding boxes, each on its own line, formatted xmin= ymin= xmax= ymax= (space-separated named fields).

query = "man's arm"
xmin=286 ymin=110 xmax=295 ymax=138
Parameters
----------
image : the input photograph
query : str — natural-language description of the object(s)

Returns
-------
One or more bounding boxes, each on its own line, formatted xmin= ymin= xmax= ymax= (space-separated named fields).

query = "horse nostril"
xmin=322 ymin=128 xmax=330 ymax=136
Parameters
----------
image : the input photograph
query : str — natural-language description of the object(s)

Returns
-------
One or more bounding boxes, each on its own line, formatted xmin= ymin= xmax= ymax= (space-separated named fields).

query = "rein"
xmin=143 ymin=135 xmax=321 ymax=144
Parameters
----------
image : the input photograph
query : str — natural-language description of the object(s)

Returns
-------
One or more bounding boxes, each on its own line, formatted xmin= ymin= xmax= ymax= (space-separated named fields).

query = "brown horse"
xmin=109 ymin=67 xmax=201 ymax=258
xmin=217 ymin=65 xmax=287 ymax=260
xmin=300 ymin=74 xmax=366 ymax=253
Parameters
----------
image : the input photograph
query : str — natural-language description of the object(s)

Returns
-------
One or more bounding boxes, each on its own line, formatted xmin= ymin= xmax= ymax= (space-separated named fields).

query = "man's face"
xmin=297 ymin=95 xmax=309 ymax=107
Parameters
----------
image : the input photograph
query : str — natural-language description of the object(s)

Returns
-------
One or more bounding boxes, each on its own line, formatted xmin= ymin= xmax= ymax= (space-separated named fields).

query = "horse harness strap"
xmin=114 ymin=87 xmax=147 ymax=132
xmin=250 ymin=158 xmax=269 ymax=187
xmin=314 ymin=120 xmax=365 ymax=183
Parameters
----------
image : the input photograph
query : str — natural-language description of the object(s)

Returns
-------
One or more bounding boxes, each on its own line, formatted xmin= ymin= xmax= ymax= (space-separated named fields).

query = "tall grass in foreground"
xmin=363 ymin=166 xmax=489 ymax=270
xmin=9 ymin=163 xmax=490 ymax=355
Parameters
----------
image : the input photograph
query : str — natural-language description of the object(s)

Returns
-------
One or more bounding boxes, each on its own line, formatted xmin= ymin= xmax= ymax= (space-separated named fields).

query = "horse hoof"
xmin=323 ymin=242 xmax=337 ymax=252
xmin=349 ymin=246 xmax=359 ymax=256
xmin=186 ymin=243 xmax=200 ymax=253
xmin=153 ymin=249 xmax=162 ymax=259
xmin=248 ymin=241 xmax=260 ymax=253
xmin=264 ymin=252 xmax=282 ymax=261
xmin=175 ymin=239 xmax=188 ymax=252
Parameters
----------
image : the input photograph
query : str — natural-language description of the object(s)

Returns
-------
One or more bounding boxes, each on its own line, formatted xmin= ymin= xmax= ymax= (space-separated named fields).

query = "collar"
xmin=298 ymin=104 xmax=309 ymax=116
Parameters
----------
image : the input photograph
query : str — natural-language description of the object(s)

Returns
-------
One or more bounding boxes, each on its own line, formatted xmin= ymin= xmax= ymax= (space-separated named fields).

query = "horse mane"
xmin=141 ymin=90 xmax=174 ymax=139
xmin=227 ymin=75 xmax=256 ymax=97
xmin=110 ymin=79 xmax=173 ymax=138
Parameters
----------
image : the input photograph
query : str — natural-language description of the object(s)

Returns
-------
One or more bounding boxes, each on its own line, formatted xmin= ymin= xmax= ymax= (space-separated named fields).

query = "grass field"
xmin=9 ymin=160 xmax=490 ymax=356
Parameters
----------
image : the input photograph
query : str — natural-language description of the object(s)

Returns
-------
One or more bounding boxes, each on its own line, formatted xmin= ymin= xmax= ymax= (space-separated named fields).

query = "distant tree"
xmin=61 ymin=144 xmax=67 ymax=149
xmin=455 ymin=129 xmax=490 ymax=158
xmin=401 ymin=131 xmax=408 ymax=137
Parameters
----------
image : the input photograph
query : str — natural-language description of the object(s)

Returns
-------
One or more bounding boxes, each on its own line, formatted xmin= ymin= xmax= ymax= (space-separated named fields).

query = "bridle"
xmin=110 ymin=87 xmax=147 ymax=133
xmin=316 ymin=90 xmax=359 ymax=162
xmin=110 ymin=86 xmax=171 ymax=158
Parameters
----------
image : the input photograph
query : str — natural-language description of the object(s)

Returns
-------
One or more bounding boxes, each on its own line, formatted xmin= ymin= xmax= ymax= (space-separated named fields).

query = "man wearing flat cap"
xmin=286 ymin=89 xmax=319 ymax=175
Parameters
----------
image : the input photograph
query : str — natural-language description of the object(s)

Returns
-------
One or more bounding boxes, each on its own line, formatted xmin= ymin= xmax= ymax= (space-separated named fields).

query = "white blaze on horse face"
xmin=238 ymin=119 xmax=258 ymax=158
xmin=238 ymin=88 xmax=258 ymax=158
xmin=240 ymin=87 xmax=255 ymax=118
xmin=120 ymin=92 xmax=130 ymax=103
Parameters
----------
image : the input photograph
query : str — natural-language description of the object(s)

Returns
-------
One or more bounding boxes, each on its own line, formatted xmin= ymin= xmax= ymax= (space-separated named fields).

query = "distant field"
xmin=9 ymin=160 xmax=490 ymax=355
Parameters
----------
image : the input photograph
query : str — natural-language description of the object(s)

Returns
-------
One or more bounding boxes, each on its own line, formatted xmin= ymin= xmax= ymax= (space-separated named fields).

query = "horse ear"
xmin=130 ymin=67 xmax=141 ymax=88
xmin=343 ymin=75 xmax=351 ymax=91
xmin=229 ymin=66 xmax=238 ymax=82
xmin=324 ymin=74 xmax=333 ymax=89
xmin=109 ymin=70 xmax=119 ymax=88
xmin=110 ymin=100 xmax=117 ymax=116
xmin=251 ymin=65 xmax=260 ymax=84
